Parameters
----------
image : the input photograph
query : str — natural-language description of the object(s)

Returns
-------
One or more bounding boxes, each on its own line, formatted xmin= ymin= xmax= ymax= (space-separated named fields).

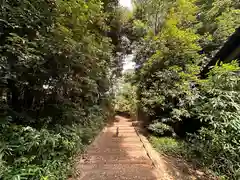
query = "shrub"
xmin=149 ymin=62 xmax=240 ymax=179
xmin=0 ymin=105 xmax=107 ymax=179
xmin=0 ymin=0 xmax=118 ymax=179
xmin=0 ymin=113 xmax=106 ymax=180
xmin=148 ymin=122 xmax=174 ymax=136
xmin=188 ymin=62 xmax=240 ymax=179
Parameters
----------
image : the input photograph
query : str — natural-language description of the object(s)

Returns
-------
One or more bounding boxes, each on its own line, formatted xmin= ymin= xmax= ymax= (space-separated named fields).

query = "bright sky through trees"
xmin=119 ymin=0 xmax=132 ymax=10
xmin=119 ymin=0 xmax=134 ymax=72
xmin=123 ymin=54 xmax=135 ymax=72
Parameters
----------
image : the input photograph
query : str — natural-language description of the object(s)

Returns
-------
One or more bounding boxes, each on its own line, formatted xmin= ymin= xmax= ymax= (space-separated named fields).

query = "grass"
xmin=149 ymin=136 xmax=205 ymax=169
xmin=149 ymin=136 xmax=229 ymax=180
xmin=149 ymin=136 xmax=188 ymax=157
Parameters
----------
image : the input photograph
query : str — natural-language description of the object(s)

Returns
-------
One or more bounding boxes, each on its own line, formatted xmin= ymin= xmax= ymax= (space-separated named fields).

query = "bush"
xmin=0 ymin=0 xmax=118 ymax=179
xmin=148 ymin=122 xmax=174 ymax=136
xmin=0 ymin=113 xmax=106 ymax=180
xmin=149 ymin=62 xmax=240 ymax=179
xmin=0 ymin=124 xmax=73 ymax=179
xmin=188 ymin=62 xmax=240 ymax=179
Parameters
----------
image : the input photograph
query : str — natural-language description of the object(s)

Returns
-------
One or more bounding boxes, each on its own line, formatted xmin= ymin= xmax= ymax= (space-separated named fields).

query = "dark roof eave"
xmin=200 ymin=27 xmax=240 ymax=78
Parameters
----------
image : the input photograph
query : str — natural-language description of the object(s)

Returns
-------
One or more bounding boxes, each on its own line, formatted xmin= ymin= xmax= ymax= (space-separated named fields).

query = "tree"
xmin=129 ymin=0 xmax=240 ymax=178
xmin=197 ymin=0 xmax=240 ymax=61
xmin=0 ymin=0 xmax=124 ymax=178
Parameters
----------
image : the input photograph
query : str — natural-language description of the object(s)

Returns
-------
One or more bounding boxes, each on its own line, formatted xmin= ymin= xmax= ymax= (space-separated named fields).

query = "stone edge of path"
xmin=134 ymin=127 xmax=169 ymax=180
xmin=91 ymin=126 xmax=108 ymax=147
xmin=83 ymin=125 xmax=108 ymax=156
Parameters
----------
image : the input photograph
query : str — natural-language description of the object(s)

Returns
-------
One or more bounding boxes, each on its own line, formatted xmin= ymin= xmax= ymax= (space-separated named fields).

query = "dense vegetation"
xmin=117 ymin=0 xmax=240 ymax=179
xmin=0 ymin=0 xmax=127 ymax=179
xmin=1 ymin=0 xmax=240 ymax=179
xmin=114 ymin=71 xmax=137 ymax=116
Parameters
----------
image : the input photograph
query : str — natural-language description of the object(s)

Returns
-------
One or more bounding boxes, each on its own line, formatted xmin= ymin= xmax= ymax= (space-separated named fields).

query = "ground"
xmin=70 ymin=115 xmax=217 ymax=180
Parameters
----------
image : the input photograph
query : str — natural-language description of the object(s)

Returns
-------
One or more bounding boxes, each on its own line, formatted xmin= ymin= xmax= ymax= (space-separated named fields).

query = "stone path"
xmin=74 ymin=115 xmax=159 ymax=180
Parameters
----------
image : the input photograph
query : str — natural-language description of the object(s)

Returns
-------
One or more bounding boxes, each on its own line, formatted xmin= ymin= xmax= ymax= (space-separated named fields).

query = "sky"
xmin=119 ymin=0 xmax=135 ymax=72
xmin=122 ymin=54 xmax=135 ymax=72
xmin=119 ymin=0 xmax=132 ymax=10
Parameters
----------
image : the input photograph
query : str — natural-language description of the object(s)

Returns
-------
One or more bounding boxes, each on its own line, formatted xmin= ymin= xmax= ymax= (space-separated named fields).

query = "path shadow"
xmin=115 ymin=111 xmax=131 ymax=119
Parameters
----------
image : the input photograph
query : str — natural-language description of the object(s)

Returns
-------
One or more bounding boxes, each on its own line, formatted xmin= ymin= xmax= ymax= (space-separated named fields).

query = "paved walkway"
xmin=74 ymin=115 xmax=159 ymax=180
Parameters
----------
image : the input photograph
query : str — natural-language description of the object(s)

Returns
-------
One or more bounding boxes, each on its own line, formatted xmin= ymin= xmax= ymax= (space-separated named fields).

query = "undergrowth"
xmin=149 ymin=136 xmax=187 ymax=157
xmin=0 ymin=0 xmax=119 ymax=179
xmin=149 ymin=136 xmax=237 ymax=180
xmin=0 ymin=112 xmax=107 ymax=180
xmin=144 ymin=62 xmax=240 ymax=179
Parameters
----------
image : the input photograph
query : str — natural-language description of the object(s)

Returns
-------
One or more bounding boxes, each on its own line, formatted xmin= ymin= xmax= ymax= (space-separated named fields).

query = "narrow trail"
xmin=71 ymin=115 xmax=215 ymax=180
xmin=73 ymin=115 xmax=159 ymax=180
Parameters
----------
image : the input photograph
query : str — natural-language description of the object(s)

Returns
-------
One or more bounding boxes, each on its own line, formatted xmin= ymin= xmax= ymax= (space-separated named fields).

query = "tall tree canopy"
xmin=0 ymin=0 xmax=127 ymax=179
xmin=1 ymin=0 xmax=240 ymax=179
xmin=125 ymin=0 xmax=240 ymax=178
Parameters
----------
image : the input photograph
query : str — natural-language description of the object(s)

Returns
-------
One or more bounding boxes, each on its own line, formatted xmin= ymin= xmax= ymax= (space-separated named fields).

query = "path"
xmin=71 ymin=115 xmax=216 ymax=180
xmin=73 ymin=115 xmax=159 ymax=180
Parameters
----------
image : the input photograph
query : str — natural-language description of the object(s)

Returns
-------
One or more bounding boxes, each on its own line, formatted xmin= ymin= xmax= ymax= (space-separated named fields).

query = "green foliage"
xmin=0 ymin=124 xmax=74 ymax=179
xmin=188 ymin=62 xmax=240 ymax=179
xmin=133 ymin=0 xmax=201 ymax=128
xmin=148 ymin=122 xmax=174 ymax=136
xmin=0 ymin=112 xmax=106 ymax=179
xmin=197 ymin=0 xmax=240 ymax=59
xmin=1 ymin=0 xmax=240 ymax=179
xmin=0 ymin=0 xmax=121 ymax=179
xmin=114 ymin=72 xmax=137 ymax=116
xmin=131 ymin=0 xmax=240 ymax=179
xmin=150 ymin=136 xmax=188 ymax=157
